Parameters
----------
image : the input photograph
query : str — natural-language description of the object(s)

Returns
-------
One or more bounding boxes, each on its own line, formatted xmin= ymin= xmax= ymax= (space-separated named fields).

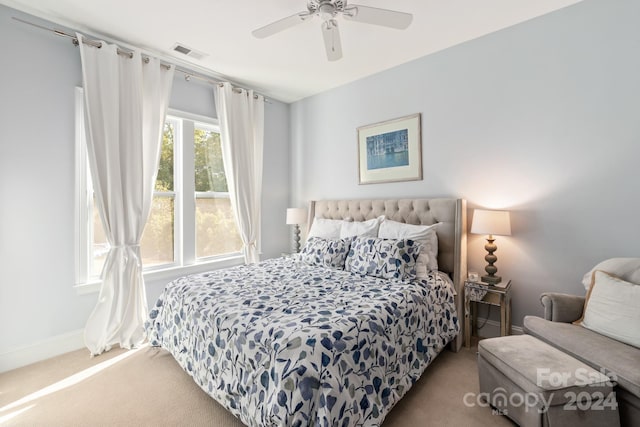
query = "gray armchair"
xmin=528 ymin=285 xmax=640 ymax=427
xmin=539 ymin=292 xmax=585 ymax=323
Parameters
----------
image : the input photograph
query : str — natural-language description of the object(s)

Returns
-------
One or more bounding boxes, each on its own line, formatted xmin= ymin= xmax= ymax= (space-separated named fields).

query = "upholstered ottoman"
xmin=477 ymin=335 xmax=620 ymax=427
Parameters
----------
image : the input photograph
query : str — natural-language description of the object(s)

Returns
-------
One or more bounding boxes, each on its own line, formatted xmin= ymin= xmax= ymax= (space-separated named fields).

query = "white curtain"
xmin=78 ymin=34 xmax=174 ymax=355
xmin=214 ymin=83 xmax=264 ymax=264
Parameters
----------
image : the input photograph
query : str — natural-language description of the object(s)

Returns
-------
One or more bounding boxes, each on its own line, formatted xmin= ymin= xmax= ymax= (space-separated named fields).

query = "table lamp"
xmin=286 ymin=208 xmax=307 ymax=253
xmin=470 ymin=209 xmax=511 ymax=284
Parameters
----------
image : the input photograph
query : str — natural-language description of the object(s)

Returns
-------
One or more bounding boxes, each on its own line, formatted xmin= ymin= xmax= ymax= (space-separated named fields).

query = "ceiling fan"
xmin=252 ymin=0 xmax=413 ymax=61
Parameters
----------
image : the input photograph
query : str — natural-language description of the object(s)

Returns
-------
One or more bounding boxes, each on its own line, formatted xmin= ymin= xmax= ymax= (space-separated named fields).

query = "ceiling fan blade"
xmin=322 ymin=20 xmax=342 ymax=61
xmin=252 ymin=12 xmax=312 ymax=38
xmin=343 ymin=5 xmax=413 ymax=30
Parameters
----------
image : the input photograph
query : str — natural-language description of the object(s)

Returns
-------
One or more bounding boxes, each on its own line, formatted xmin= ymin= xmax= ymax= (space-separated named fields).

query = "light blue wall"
xmin=0 ymin=5 xmax=87 ymax=356
xmin=0 ymin=4 xmax=290 ymax=359
xmin=169 ymin=75 xmax=217 ymax=118
xmin=291 ymin=0 xmax=640 ymax=327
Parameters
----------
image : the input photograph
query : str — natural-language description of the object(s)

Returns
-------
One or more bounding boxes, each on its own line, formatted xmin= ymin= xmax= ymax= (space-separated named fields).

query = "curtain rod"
xmin=12 ymin=16 xmax=269 ymax=101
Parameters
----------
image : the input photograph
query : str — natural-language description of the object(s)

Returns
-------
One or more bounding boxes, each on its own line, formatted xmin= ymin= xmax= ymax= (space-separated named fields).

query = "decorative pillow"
xmin=299 ymin=237 xmax=352 ymax=269
xmin=378 ymin=219 xmax=439 ymax=271
xmin=345 ymin=237 xmax=422 ymax=280
xmin=575 ymin=270 xmax=640 ymax=348
xmin=307 ymin=218 xmax=344 ymax=240
xmin=581 ymin=258 xmax=640 ymax=290
xmin=339 ymin=216 xmax=384 ymax=239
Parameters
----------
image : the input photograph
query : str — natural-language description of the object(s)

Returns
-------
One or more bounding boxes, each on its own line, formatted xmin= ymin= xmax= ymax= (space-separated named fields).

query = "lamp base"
xmin=293 ymin=225 xmax=301 ymax=253
xmin=481 ymin=275 xmax=502 ymax=285
xmin=481 ymin=235 xmax=501 ymax=285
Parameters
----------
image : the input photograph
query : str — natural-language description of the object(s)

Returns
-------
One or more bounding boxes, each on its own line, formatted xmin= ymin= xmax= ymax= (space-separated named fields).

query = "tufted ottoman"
xmin=477 ymin=335 xmax=620 ymax=427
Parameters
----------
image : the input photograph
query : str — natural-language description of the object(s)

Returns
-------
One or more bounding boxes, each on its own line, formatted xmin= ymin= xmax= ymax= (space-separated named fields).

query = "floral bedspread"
xmin=146 ymin=257 xmax=459 ymax=427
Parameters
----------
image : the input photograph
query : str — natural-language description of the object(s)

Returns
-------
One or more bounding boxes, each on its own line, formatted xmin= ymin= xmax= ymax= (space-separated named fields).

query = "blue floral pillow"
xmin=345 ymin=237 xmax=422 ymax=280
xmin=299 ymin=237 xmax=352 ymax=269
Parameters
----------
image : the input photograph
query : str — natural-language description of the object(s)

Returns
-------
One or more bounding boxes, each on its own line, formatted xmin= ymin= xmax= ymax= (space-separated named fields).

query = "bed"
xmin=146 ymin=198 xmax=467 ymax=426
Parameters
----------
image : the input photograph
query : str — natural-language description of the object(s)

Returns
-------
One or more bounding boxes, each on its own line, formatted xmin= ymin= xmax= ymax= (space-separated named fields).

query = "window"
xmin=194 ymin=124 xmax=243 ymax=258
xmin=75 ymin=87 xmax=242 ymax=287
xmin=140 ymin=118 xmax=177 ymax=268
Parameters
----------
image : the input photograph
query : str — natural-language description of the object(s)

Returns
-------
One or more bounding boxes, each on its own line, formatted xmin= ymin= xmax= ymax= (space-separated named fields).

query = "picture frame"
xmin=357 ymin=113 xmax=422 ymax=185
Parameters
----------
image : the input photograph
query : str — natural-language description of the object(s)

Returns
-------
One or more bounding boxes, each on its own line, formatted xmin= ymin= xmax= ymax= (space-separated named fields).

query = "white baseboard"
xmin=0 ymin=329 xmax=85 ymax=373
xmin=475 ymin=318 xmax=524 ymax=338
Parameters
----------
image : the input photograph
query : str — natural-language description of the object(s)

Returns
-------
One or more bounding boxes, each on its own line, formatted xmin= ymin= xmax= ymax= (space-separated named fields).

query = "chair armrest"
xmin=540 ymin=292 xmax=586 ymax=323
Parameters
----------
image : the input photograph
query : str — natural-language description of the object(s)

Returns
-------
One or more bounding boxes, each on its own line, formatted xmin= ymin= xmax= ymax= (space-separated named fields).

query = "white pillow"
xmin=581 ymin=258 xmax=640 ymax=290
xmin=378 ymin=219 xmax=439 ymax=271
xmin=340 ymin=216 xmax=384 ymax=239
xmin=307 ymin=218 xmax=344 ymax=239
xmin=577 ymin=270 xmax=640 ymax=348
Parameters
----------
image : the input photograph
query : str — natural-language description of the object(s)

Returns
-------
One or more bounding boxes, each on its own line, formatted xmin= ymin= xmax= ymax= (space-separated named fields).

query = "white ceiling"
xmin=3 ymin=0 xmax=583 ymax=103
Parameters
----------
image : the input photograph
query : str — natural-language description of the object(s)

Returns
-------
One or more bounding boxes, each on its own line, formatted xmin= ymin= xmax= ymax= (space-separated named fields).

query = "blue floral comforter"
xmin=146 ymin=257 xmax=459 ymax=427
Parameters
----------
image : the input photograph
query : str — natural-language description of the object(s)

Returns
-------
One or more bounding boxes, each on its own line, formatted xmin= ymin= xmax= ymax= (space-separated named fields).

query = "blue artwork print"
xmin=366 ymin=129 xmax=409 ymax=170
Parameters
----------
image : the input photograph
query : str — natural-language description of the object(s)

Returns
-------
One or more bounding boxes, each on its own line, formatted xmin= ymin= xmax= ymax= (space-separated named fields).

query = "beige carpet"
xmin=0 ymin=343 xmax=514 ymax=426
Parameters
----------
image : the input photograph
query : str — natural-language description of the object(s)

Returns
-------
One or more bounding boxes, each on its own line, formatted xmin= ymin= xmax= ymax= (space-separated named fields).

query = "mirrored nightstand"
xmin=464 ymin=279 xmax=512 ymax=348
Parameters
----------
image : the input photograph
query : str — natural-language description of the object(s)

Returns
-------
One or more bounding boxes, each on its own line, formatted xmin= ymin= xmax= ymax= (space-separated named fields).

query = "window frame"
xmin=74 ymin=91 xmax=243 ymax=294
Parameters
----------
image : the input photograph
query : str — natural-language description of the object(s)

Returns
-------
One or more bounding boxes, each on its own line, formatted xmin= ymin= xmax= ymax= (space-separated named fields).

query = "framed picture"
xmin=357 ymin=113 xmax=422 ymax=185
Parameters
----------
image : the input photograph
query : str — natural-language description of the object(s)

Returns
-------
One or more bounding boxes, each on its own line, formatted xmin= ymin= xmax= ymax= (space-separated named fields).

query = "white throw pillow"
xmin=378 ymin=219 xmax=439 ymax=271
xmin=578 ymin=270 xmax=640 ymax=348
xmin=340 ymin=216 xmax=384 ymax=239
xmin=307 ymin=218 xmax=344 ymax=240
xmin=581 ymin=258 xmax=640 ymax=290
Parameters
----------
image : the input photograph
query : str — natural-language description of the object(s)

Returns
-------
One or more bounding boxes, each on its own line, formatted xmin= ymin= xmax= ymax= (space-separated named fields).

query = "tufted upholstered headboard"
xmin=308 ymin=198 xmax=467 ymax=351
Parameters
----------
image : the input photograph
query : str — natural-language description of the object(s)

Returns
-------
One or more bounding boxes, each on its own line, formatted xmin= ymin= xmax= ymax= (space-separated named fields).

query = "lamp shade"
xmin=471 ymin=209 xmax=511 ymax=236
xmin=286 ymin=208 xmax=307 ymax=225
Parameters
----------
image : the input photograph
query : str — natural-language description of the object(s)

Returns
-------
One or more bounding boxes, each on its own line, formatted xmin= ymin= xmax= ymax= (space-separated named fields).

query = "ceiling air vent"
xmin=171 ymin=43 xmax=207 ymax=61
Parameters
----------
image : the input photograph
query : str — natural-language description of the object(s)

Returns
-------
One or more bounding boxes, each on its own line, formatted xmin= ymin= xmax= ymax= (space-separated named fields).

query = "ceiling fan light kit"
xmin=252 ymin=0 xmax=413 ymax=61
